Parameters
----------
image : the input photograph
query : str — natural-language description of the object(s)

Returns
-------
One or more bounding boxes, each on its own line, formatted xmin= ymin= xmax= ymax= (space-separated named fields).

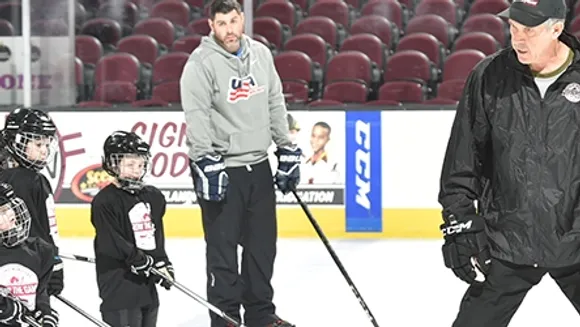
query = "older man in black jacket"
xmin=438 ymin=0 xmax=580 ymax=326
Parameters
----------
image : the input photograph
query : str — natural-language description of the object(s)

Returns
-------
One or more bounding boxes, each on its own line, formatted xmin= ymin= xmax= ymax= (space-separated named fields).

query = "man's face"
xmin=510 ymin=19 xmax=557 ymax=65
xmin=310 ymin=126 xmax=329 ymax=153
xmin=209 ymin=10 xmax=244 ymax=53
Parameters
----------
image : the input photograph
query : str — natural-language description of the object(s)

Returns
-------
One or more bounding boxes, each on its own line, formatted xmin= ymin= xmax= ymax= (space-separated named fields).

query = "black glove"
xmin=152 ymin=261 xmax=175 ymax=290
xmin=47 ymin=256 xmax=64 ymax=296
xmin=440 ymin=214 xmax=491 ymax=284
xmin=0 ymin=294 xmax=26 ymax=326
xmin=274 ymin=146 xmax=302 ymax=194
xmin=190 ymin=155 xmax=229 ymax=202
xmin=30 ymin=308 xmax=59 ymax=327
xmin=130 ymin=254 xmax=154 ymax=278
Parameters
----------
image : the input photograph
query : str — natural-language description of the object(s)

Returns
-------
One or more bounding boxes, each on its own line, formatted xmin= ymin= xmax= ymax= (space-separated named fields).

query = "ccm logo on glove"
xmin=441 ymin=220 xmax=474 ymax=236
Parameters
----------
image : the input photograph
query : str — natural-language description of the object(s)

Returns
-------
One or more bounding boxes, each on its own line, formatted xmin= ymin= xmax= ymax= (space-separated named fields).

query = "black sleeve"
xmin=91 ymin=196 xmax=147 ymax=267
xmin=33 ymin=239 xmax=56 ymax=315
xmin=11 ymin=178 xmax=50 ymax=242
xmin=152 ymin=189 xmax=170 ymax=264
xmin=438 ymin=67 xmax=491 ymax=219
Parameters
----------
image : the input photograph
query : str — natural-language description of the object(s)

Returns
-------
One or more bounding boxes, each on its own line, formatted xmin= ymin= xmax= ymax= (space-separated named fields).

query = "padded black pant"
xmin=196 ymin=160 xmax=278 ymax=327
xmin=452 ymin=258 xmax=580 ymax=327
xmin=101 ymin=305 xmax=158 ymax=327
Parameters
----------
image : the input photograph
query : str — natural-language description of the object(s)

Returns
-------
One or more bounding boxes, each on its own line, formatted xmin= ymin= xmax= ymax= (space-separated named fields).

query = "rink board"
xmin=0 ymin=109 xmax=455 ymax=239
xmin=55 ymin=207 xmax=442 ymax=238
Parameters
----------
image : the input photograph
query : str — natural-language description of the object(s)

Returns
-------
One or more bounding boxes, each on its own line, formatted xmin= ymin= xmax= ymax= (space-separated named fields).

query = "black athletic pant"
xmin=101 ymin=305 xmax=158 ymax=327
xmin=197 ymin=160 xmax=278 ymax=327
xmin=453 ymin=258 xmax=580 ymax=327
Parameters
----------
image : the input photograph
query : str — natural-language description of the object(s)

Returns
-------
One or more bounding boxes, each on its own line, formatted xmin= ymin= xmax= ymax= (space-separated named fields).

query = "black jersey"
xmin=0 ymin=168 xmax=58 ymax=248
xmin=0 ymin=237 xmax=55 ymax=327
xmin=91 ymin=184 xmax=170 ymax=312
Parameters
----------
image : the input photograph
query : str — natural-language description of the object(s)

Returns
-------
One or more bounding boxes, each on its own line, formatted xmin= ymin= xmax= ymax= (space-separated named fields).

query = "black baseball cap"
xmin=497 ymin=0 xmax=567 ymax=27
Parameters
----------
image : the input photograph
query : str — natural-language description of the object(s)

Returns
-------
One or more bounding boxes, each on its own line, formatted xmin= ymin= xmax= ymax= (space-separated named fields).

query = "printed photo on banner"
xmin=267 ymin=111 xmax=345 ymax=206
xmin=0 ymin=110 xmax=345 ymax=206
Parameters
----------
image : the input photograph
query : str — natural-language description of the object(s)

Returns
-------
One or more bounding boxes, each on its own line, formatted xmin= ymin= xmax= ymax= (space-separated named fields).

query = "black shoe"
xmin=265 ymin=315 xmax=295 ymax=327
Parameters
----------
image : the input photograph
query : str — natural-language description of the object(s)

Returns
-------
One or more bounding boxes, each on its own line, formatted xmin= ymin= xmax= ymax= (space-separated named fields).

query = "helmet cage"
xmin=103 ymin=153 xmax=150 ymax=192
xmin=0 ymin=198 xmax=31 ymax=248
xmin=7 ymin=132 xmax=58 ymax=172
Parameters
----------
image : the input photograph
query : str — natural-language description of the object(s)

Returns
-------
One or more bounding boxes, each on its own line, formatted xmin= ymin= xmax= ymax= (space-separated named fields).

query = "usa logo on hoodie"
xmin=227 ymin=74 xmax=265 ymax=103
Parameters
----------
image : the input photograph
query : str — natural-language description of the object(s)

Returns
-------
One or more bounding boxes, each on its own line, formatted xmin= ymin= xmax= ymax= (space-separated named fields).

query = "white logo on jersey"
xmin=45 ymin=194 xmax=59 ymax=246
xmin=0 ymin=264 xmax=38 ymax=310
xmin=129 ymin=203 xmax=156 ymax=251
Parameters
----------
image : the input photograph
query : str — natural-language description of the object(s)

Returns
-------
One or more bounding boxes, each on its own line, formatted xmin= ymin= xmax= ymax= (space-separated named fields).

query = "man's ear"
xmin=240 ymin=11 xmax=245 ymax=31
xmin=553 ymin=22 xmax=564 ymax=39
xmin=208 ymin=18 xmax=214 ymax=33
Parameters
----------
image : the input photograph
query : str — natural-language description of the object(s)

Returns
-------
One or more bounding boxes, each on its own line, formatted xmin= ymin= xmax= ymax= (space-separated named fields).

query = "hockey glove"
xmin=47 ymin=256 xmax=64 ymax=296
xmin=152 ymin=261 xmax=175 ymax=290
xmin=0 ymin=294 xmax=26 ymax=326
xmin=30 ymin=308 xmax=59 ymax=327
xmin=130 ymin=254 xmax=154 ymax=278
xmin=190 ymin=155 xmax=229 ymax=202
xmin=441 ymin=214 xmax=491 ymax=284
xmin=274 ymin=146 xmax=302 ymax=194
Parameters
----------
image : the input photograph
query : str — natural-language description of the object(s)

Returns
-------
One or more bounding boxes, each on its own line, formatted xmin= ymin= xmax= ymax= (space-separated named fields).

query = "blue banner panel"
xmin=345 ymin=111 xmax=382 ymax=232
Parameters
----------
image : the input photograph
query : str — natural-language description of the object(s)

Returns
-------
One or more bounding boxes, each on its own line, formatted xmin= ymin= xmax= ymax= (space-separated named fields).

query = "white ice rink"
xmin=52 ymin=238 xmax=580 ymax=326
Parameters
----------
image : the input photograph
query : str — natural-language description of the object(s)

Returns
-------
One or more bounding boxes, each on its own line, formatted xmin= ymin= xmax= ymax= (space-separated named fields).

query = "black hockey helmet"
xmin=0 ymin=183 xmax=31 ymax=248
xmin=2 ymin=107 xmax=58 ymax=171
xmin=102 ymin=131 xmax=151 ymax=192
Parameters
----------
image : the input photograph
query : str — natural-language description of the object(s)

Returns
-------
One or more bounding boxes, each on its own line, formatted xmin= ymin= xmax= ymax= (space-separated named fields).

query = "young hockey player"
xmin=91 ymin=131 xmax=174 ymax=327
xmin=0 ymin=182 xmax=59 ymax=327
xmin=0 ymin=108 xmax=64 ymax=297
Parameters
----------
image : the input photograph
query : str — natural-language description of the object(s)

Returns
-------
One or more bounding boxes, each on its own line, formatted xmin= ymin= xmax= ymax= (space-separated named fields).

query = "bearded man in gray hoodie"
xmin=179 ymin=0 xmax=301 ymax=326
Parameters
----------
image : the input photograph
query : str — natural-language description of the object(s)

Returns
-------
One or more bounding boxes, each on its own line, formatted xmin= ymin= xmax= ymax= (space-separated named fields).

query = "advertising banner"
xmin=0 ymin=37 xmax=76 ymax=106
xmin=345 ymin=111 xmax=382 ymax=232
xmin=4 ymin=110 xmax=345 ymax=206
xmin=275 ymin=110 xmax=345 ymax=205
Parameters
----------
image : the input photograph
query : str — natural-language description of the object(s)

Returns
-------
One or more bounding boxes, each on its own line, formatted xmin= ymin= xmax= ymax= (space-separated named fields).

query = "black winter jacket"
xmin=439 ymin=31 xmax=580 ymax=268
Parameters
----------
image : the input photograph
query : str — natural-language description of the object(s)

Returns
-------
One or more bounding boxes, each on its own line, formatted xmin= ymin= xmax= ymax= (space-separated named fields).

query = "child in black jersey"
xmin=0 ymin=107 xmax=64 ymax=297
xmin=0 ymin=182 xmax=58 ymax=327
xmin=91 ymin=131 xmax=174 ymax=327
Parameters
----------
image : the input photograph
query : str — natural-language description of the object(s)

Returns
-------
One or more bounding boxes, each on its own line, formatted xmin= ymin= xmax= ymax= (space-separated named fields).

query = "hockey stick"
xmin=291 ymin=190 xmax=381 ymax=327
xmin=53 ymin=295 xmax=112 ymax=327
xmin=150 ymin=268 xmax=247 ymax=327
xmin=0 ymin=287 xmax=42 ymax=327
xmin=59 ymin=253 xmax=95 ymax=263
xmin=60 ymin=253 xmax=247 ymax=327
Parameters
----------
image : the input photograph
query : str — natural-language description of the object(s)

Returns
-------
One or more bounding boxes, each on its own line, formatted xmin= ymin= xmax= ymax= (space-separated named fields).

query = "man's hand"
xmin=274 ymin=146 xmax=302 ymax=194
xmin=190 ymin=155 xmax=229 ymax=202
xmin=441 ymin=214 xmax=492 ymax=284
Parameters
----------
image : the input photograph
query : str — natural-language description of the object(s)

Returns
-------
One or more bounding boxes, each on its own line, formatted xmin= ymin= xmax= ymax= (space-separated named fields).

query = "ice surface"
xmin=52 ymin=238 xmax=580 ymax=326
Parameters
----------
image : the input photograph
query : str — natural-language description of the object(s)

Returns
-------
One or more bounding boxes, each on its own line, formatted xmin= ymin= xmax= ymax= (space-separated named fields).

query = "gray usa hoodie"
xmin=180 ymin=33 xmax=292 ymax=167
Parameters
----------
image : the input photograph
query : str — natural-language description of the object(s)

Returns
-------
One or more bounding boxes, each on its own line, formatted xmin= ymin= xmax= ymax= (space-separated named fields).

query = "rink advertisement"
xmin=0 ymin=108 xmax=462 ymax=238
xmin=345 ymin=111 xmax=383 ymax=232
xmin=6 ymin=110 xmax=346 ymax=206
